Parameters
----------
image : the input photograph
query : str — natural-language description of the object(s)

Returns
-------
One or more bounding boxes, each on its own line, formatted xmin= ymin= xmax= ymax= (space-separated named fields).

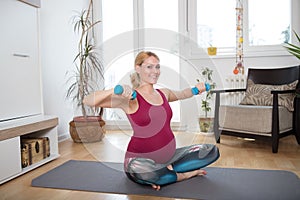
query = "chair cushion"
xmin=219 ymin=105 xmax=293 ymax=136
xmin=240 ymin=79 xmax=298 ymax=111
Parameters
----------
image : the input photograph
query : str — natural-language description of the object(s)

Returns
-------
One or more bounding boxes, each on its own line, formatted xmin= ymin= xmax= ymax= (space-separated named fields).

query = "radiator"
xmin=224 ymin=75 xmax=246 ymax=105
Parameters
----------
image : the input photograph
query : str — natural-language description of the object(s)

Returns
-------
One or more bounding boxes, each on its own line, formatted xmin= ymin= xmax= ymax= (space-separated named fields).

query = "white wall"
xmin=40 ymin=0 xmax=88 ymax=140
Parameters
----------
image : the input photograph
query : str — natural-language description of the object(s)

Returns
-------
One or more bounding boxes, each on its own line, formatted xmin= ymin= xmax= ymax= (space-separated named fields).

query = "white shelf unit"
xmin=0 ymin=115 xmax=59 ymax=184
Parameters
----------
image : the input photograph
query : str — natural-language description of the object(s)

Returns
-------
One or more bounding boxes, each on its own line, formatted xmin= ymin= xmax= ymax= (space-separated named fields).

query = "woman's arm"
xmin=83 ymin=85 xmax=135 ymax=110
xmin=83 ymin=88 xmax=114 ymax=108
xmin=161 ymin=82 xmax=206 ymax=102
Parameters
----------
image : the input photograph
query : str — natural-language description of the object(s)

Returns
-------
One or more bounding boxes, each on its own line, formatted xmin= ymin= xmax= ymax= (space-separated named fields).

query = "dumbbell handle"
xmin=114 ymin=85 xmax=137 ymax=100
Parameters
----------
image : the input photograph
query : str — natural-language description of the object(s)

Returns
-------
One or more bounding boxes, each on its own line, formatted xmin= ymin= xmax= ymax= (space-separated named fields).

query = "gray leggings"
xmin=124 ymin=143 xmax=219 ymax=186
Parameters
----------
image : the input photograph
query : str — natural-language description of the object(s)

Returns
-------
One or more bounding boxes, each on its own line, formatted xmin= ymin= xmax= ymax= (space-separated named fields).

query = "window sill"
xmin=188 ymin=49 xmax=293 ymax=60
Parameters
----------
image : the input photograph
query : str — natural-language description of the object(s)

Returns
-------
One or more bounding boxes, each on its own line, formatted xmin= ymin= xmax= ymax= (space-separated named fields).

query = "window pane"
xmin=102 ymin=0 xmax=133 ymax=41
xmin=144 ymin=0 xmax=178 ymax=31
xmin=102 ymin=0 xmax=134 ymax=120
xmin=104 ymin=53 xmax=135 ymax=121
xmin=144 ymin=0 xmax=180 ymax=122
xmin=248 ymin=0 xmax=291 ymax=46
xmin=197 ymin=0 xmax=236 ymax=48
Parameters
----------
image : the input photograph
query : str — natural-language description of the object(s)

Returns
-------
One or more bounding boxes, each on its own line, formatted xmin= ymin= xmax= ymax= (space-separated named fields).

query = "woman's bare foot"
xmin=151 ymin=184 xmax=161 ymax=191
xmin=150 ymin=166 xmax=207 ymax=191
xmin=167 ymin=164 xmax=207 ymax=182
xmin=176 ymin=169 xmax=207 ymax=182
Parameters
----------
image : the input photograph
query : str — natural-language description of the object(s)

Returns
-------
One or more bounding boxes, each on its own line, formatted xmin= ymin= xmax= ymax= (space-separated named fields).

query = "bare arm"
xmin=83 ymin=88 xmax=115 ymax=108
xmin=161 ymin=82 xmax=206 ymax=102
xmin=83 ymin=85 xmax=136 ymax=112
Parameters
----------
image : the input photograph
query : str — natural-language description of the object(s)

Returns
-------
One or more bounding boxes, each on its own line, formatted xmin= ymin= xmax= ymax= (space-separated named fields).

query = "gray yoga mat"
xmin=32 ymin=160 xmax=300 ymax=200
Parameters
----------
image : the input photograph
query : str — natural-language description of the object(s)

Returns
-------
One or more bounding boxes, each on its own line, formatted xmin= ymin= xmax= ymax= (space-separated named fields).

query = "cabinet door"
xmin=0 ymin=137 xmax=22 ymax=182
xmin=0 ymin=0 xmax=42 ymax=121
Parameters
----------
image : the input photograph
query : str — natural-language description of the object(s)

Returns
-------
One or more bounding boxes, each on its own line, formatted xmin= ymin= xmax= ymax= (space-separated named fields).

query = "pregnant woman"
xmin=83 ymin=51 xmax=220 ymax=190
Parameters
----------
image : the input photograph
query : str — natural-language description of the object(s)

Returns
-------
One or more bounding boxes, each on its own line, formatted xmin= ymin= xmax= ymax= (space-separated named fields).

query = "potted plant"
xmin=198 ymin=67 xmax=216 ymax=133
xmin=284 ymin=30 xmax=300 ymax=59
xmin=207 ymin=43 xmax=217 ymax=56
xmin=285 ymin=30 xmax=300 ymax=99
xmin=67 ymin=0 xmax=105 ymax=143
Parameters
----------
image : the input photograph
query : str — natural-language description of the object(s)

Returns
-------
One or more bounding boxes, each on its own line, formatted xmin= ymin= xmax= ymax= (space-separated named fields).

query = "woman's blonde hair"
xmin=130 ymin=51 xmax=160 ymax=89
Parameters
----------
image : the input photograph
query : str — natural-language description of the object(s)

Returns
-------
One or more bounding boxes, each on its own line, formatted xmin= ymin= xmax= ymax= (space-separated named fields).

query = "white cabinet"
xmin=0 ymin=1 xmax=59 ymax=184
xmin=0 ymin=137 xmax=22 ymax=181
xmin=0 ymin=1 xmax=59 ymax=185
xmin=0 ymin=115 xmax=59 ymax=184
xmin=0 ymin=0 xmax=42 ymax=121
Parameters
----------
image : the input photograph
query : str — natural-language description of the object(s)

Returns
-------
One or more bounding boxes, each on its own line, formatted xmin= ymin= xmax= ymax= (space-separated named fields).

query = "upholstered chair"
xmin=212 ymin=66 xmax=300 ymax=153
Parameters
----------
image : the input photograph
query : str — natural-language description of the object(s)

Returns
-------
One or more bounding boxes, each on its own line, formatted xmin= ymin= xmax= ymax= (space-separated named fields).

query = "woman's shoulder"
xmin=157 ymin=88 xmax=170 ymax=101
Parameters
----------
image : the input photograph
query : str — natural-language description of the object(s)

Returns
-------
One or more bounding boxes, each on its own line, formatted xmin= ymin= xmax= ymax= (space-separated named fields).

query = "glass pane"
xmin=144 ymin=0 xmax=180 ymax=122
xmin=104 ymin=53 xmax=135 ymax=121
xmin=144 ymin=0 xmax=178 ymax=31
xmin=102 ymin=0 xmax=134 ymax=120
xmin=197 ymin=0 xmax=236 ymax=48
xmin=248 ymin=0 xmax=291 ymax=46
xmin=102 ymin=0 xmax=133 ymax=41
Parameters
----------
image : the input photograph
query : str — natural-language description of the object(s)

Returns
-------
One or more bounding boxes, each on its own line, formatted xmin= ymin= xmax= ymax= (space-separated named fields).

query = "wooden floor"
xmin=1 ymin=131 xmax=300 ymax=200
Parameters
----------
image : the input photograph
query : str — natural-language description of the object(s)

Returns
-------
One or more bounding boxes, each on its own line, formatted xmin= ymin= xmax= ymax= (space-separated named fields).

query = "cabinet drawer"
xmin=0 ymin=137 xmax=22 ymax=181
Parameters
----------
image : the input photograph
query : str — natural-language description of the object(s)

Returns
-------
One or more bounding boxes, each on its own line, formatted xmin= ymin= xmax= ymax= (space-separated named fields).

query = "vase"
xmin=207 ymin=47 xmax=217 ymax=56
xmin=199 ymin=117 xmax=214 ymax=133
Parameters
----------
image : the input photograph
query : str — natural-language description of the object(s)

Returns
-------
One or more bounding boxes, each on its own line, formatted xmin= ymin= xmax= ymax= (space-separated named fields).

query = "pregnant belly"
xmin=125 ymin=138 xmax=176 ymax=164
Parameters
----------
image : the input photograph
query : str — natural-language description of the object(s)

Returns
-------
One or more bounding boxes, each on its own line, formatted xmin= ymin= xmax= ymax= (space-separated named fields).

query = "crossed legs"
xmin=125 ymin=144 xmax=219 ymax=190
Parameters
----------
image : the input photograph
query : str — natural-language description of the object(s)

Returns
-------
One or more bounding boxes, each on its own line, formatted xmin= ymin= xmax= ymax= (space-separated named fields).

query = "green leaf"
xmin=284 ymin=30 xmax=300 ymax=60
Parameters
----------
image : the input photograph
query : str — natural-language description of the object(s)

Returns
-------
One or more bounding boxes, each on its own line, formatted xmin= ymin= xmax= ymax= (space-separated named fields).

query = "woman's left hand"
xmin=195 ymin=82 xmax=206 ymax=93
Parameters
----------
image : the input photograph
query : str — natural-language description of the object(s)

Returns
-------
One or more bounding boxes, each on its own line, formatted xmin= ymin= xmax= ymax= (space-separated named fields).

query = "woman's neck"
xmin=137 ymin=84 xmax=155 ymax=94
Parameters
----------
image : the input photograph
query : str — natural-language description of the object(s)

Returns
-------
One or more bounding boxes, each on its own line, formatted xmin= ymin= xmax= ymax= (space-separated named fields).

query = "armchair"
xmin=213 ymin=66 xmax=300 ymax=153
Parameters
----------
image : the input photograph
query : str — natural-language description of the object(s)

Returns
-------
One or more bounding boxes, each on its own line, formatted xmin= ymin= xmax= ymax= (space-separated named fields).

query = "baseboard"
xmin=58 ymin=133 xmax=70 ymax=142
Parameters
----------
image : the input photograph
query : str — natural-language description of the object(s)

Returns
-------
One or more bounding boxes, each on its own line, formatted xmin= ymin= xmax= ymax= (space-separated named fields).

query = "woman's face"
xmin=136 ymin=56 xmax=160 ymax=85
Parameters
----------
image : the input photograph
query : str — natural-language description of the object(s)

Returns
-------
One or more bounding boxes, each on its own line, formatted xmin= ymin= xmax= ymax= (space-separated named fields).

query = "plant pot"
xmin=69 ymin=116 xmax=106 ymax=143
xmin=207 ymin=47 xmax=217 ymax=56
xmin=199 ymin=117 xmax=214 ymax=133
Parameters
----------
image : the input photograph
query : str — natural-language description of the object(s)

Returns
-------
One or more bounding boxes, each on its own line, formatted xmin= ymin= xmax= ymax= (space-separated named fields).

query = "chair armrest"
xmin=211 ymin=88 xmax=246 ymax=94
xmin=213 ymin=88 xmax=246 ymax=142
xmin=271 ymin=89 xmax=296 ymax=95
xmin=270 ymin=89 xmax=296 ymax=131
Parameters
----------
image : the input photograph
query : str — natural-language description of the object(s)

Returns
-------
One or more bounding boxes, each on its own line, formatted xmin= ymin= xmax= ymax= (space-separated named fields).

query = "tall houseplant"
xmin=198 ymin=67 xmax=216 ymax=132
xmin=67 ymin=0 xmax=105 ymax=143
xmin=284 ymin=30 xmax=300 ymax=99
xmin=284 ymin=30 xmax=300 ymax=59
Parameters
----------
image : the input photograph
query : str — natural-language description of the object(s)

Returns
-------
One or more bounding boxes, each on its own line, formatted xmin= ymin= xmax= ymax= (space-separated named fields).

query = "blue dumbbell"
xmin=205 ymin=83 xmax=211 ymax=91
xmin=191 ymin=83 xmax=211 ymax=95
xmin=114 ymin=85 xmax=137 ymax=100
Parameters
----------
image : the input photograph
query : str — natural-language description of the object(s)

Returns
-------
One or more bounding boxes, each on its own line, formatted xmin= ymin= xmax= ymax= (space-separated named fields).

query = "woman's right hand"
xmin=114 ymin=84 xmax=136 ymax=100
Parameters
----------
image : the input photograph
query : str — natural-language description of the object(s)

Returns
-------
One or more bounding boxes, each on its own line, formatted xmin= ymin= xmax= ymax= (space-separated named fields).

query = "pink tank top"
xmin=125 ymin=89 xmax=176 ymax=164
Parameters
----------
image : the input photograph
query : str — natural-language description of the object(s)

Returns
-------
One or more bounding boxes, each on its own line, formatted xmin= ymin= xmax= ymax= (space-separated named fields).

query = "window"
xmin=188 ymin=0 xmax=293 ymax=56
xmin=102 ymin=0 xmax=180 ymax=122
